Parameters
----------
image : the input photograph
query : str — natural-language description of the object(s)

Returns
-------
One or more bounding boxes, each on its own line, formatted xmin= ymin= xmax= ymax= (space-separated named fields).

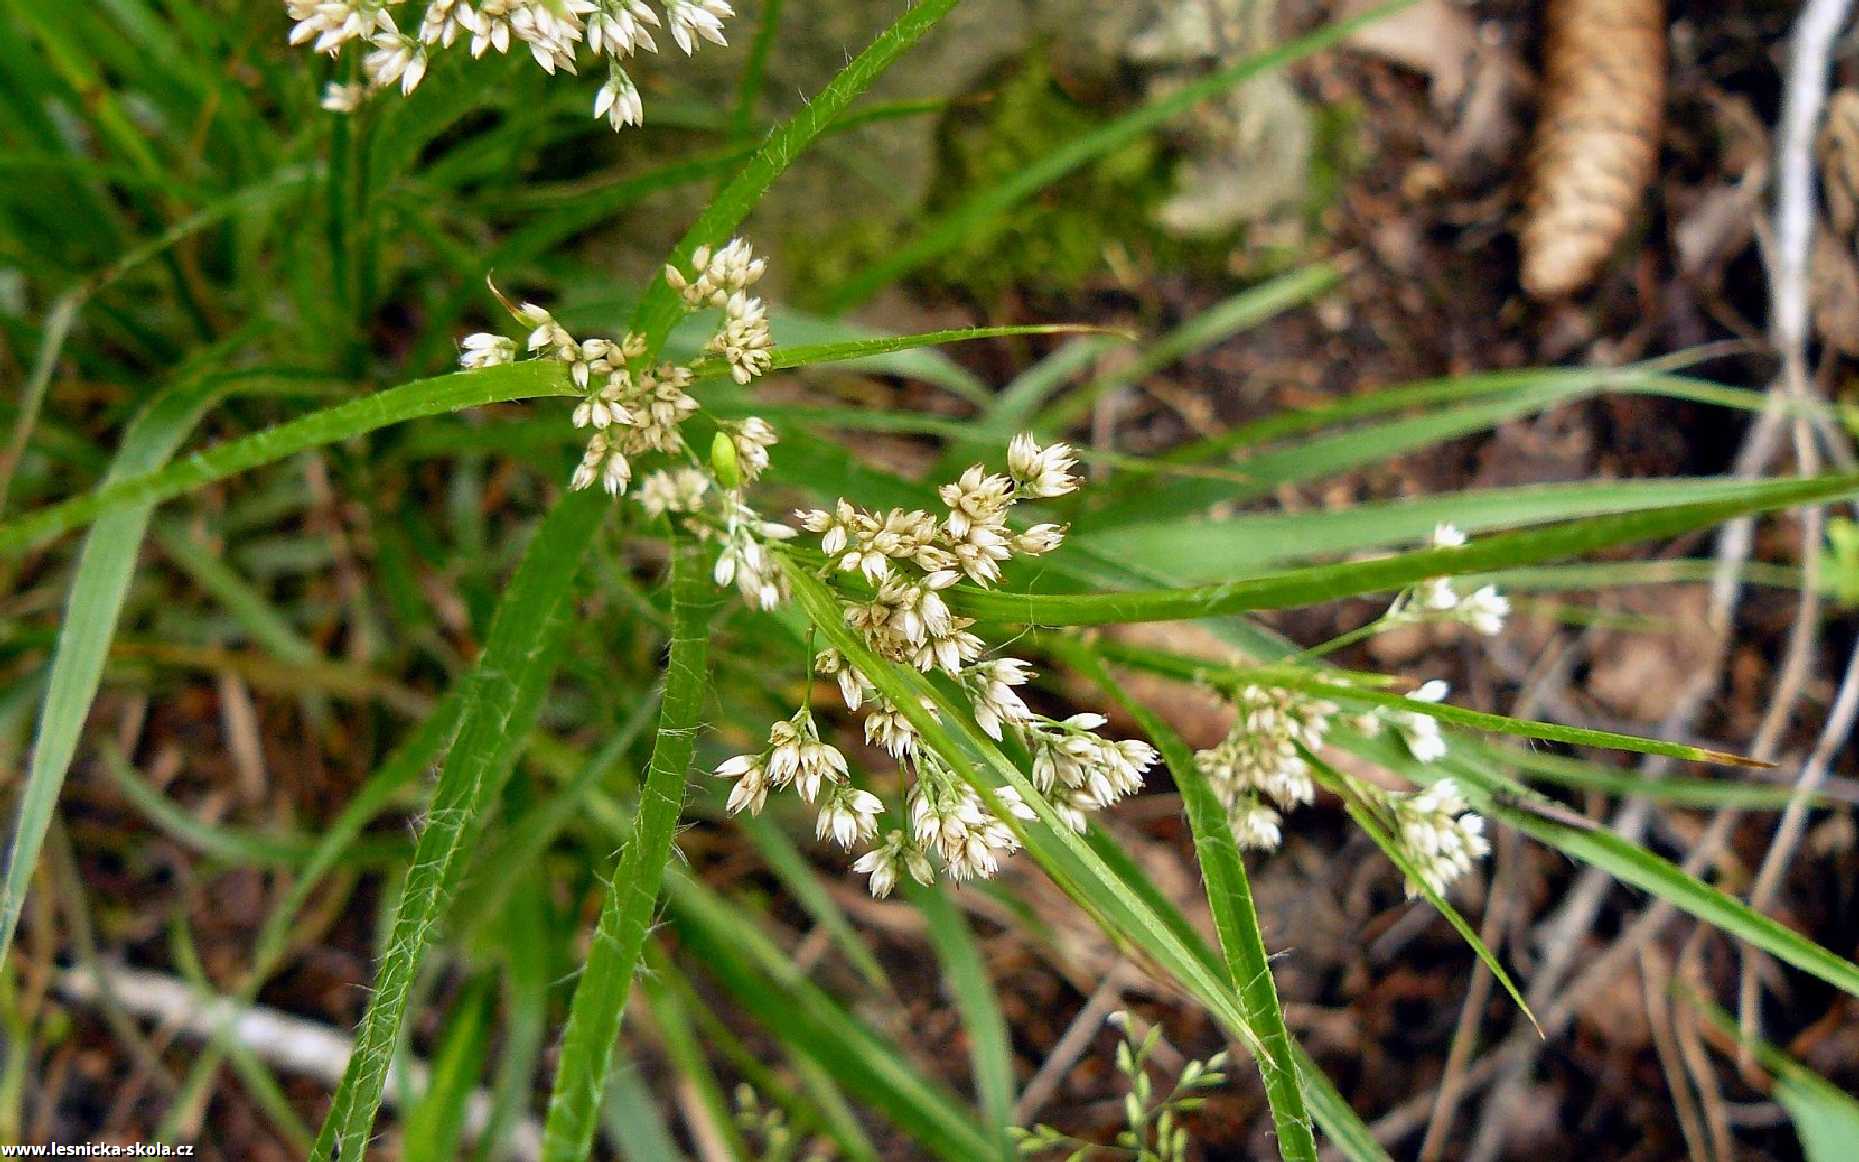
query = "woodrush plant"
xmin=4 ymin=1 xmax=1859 ymax=1159
xmin=465 ymin=237 xmax=1497 ymax=904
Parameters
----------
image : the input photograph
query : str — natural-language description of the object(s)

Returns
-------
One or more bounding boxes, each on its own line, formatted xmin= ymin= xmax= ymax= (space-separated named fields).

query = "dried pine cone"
xmin=1519 ymin=0 xmax=1666 ymax=298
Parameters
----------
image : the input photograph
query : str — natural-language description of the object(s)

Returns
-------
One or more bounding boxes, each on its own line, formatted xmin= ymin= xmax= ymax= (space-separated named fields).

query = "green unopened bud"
xmin=710 ymin=430 xmax=741 ymax=489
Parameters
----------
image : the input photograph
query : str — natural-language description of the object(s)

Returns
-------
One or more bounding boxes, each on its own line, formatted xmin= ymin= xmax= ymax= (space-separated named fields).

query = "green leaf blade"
xmin=540 ymin=537 xmax=721 ymax=1162
xmin=1066 ymin=643 xmax=1317 ymax=1161
xmin=957 ymin=472 xmax=1859 ymax=626
xmin=310 ymin=491 xmax=602 ymax=1162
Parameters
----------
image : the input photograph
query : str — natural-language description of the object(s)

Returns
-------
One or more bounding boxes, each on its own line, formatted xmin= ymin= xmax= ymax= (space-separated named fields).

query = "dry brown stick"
xmin=1524 ymin=406 xmax=1785 ymax=993
xmin=1462 ymin=328 xmax=1808 ymax=1159
xmin=1353 ymin=1040 xmax=1526 ymax=1153
xmin=1771 ymin=0 xmax=1859 ymax=367
xmin=1470 ymin=542 xmax=1819 ymax=1160
xmin=1727 ymin=0 xmax=1859 ymax=1044
xmin=1642 ymin=945 xmax=1716 ymax=1162
xmin=1698 ymin=473 xmax=1823 ymax=1070
xmin=1012 ymin=973 xmax=1125 ymax=1124
xmin=674 ymin=1073 xmax=734 ymax=1162
xmin=1712 ymin=0 xmax=1859 ymax=1069
xmin=1673 ymin=960 xmax=1735 ymax=1162
xmin=1464 ymin=412 xmax=1802 ymax=1157
xmin=1415 ymin=827 xmax=1511 ymax=1162
xmin=1738 ymin=640 xmax=1859 ymax=1015
xmin=56 ymin=962 xmax=545 ymax=1157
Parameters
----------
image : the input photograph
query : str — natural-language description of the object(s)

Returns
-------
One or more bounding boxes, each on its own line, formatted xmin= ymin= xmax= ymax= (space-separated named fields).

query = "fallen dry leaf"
xmin=1343 ymin=0 xmax=1480 ymax=109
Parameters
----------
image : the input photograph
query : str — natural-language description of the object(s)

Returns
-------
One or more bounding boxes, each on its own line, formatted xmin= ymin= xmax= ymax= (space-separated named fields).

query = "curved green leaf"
xmin=0 ymin=325 xmax=1071 ymax=559
xmin=0 ymin=370 xmax=238 ymax=967
xmin=311 ymin=2 xmax=966 ymax=1154
xmin=955 ymin=472 xmax=1859 ymax=626
xmin=1066 ymin=643 xmax=1317 ymax=1161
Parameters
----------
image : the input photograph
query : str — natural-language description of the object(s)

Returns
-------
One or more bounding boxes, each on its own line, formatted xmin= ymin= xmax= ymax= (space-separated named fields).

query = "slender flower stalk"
xmin=1013 ymin=1012 xmax=1230 ymax=1161
xmin=1382 ymin=777 xmax=1490 ymax=897
xmin=450 ymin=241 xmax=1153 ymax=892
xmin=731 ymin=432 xmax=1156 ymax=893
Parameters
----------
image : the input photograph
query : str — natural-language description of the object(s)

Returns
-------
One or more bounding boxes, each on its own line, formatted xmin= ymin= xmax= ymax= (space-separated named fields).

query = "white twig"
xmin=1771 ymin=0 xmax=1858 ymax=365
xmin=1469 ymin=3 xmax=1857 ymax=1153
xmin=56 ymin=964 xmax=543 ymax=1160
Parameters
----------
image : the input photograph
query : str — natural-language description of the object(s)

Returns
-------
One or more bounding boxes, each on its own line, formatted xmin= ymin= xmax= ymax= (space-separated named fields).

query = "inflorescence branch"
xmin=451 ymin=237 xmax=1498 ymax=898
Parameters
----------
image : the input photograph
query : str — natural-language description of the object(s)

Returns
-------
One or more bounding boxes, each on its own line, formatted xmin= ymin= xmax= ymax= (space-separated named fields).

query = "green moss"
xmin=785 ymin=50 xmax=1366 ymax=304
xmin=920 ymin=51 xmax=1219 ymax=296
xmin=1303 ymin=97 xmax=1365 ymax=233
xmin=785 ymin=50 xmax=1229 ymax=305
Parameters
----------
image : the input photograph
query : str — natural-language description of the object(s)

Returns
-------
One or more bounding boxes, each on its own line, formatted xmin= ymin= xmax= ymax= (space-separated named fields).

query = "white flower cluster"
xmin=714 ymin=438 xmax=1159 ymax=896
xmin=454 ymin=240 xmax=790 ymax=607
xmin=665 ymin=239 xmax=774 ymax=384
xmin=1193 ymin=685 xmax=1337 ymax=852
xmin=1194 ymin=678 xmax=1485 ymax=894
xmin=1385 ymin=778 xmax=1489 ymax=898
xmin=1349 ymin=678 xmax=1450 ymax=764
xmin=286 ymin=0 xmax=732 ymax=129
xmin=1392 ymin=523 xmax=1510 ymax=636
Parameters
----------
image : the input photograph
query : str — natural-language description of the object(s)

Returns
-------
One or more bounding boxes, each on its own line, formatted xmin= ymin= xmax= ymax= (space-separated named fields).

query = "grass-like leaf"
xmin=0 ymin=325 xmax=1066 ymax=558
xmin=1467 ymin=737 xmax=1819 ymax=808
xmin=1093 ymin=643 xmax=1768 ymax=769
xmin=1034 ymin=264 xmax=1341 ymax=433
xmin=1300 ymin=748 xmax=1539 ymax=1034
xmin=913 ymin=882 xmax=1016 ymax=1156
xmin=1084 ymin=381 xmax=1604 ymax=530
xmin=1083 ymin=476 xmax=1823 ymax=577
xmin=1157 ymin=363 xmax=1783 ymax=468
xmin=1287 ymin=1042 xmax=1394 ymax=1162
xmin=1073 ymin=804 xmax=1389 ymax=1158
xmin=154 ymin=697 xmax=465 ymax=1142
xmin=401 ymin=979 xmax=495 ymax=1162
xmin=1326 ymin=730 xmax=1859 ymax=1004
xmin=0 ymin=360 xmax=571 ymax=558
xmin=310 ymin=492 xmax=598 ymax=1162
xmin=668 ymin=873 xmax=998 ymax=1160
xmin=309 ymin=3 xmax=966 ymax=1152
xmin=739 ymin=814 xmax=890 ymax=990
xmin=0 ymin=370 xmax=240 ymax=968
xmin=956 ymin=471 xmax=1859 ymax=626
xmin=783 ymin=568 xmax=1297 ymax=1115
xmin=96 ymin=744 xmax=404 ymax=868
xmin=540 ymin=537 xmax=720 ymax=1162
xmin=1486 ymin=798 xmax=1859 ymax=999
xmin=1065 ymin=643 xmax=1317 ymax=1160
xmin=602 ymin=1066 xmax=684 ymax=1162
xmin=1687 ymin=994 xmax=1859 ymax=1162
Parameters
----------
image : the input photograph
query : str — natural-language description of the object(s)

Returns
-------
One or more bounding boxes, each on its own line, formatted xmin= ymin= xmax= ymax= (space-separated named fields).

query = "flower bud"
xmin=710 ymin=430 xmax=742 ymax=490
